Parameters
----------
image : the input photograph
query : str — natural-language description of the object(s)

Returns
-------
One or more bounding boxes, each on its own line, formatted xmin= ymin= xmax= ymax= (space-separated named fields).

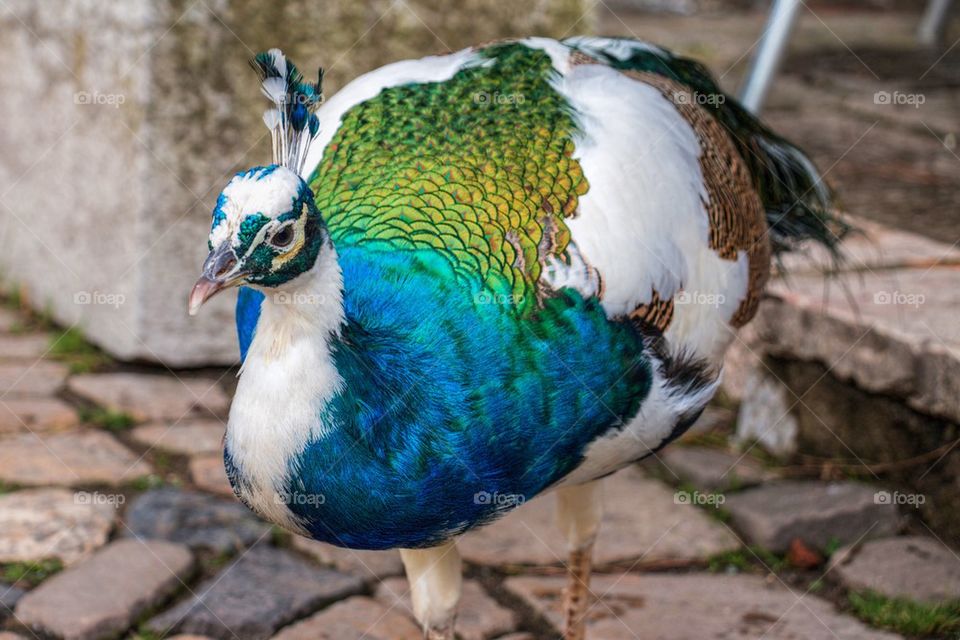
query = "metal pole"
xmin=739 ymin=0 xmax=802 ymax=115
xmin=918 ymin=0 xmax=955 ymax=47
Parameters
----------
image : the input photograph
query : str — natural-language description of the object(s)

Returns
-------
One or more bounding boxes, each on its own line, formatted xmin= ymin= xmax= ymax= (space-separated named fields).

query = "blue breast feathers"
xmin=234 ymin=246 xmax=653 ymax=549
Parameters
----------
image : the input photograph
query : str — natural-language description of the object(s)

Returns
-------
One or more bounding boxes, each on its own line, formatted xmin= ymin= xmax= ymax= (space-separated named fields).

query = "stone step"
xmin=0 ymin=361 xmax=69 ymax=397
xmin=68 ymin=373 xmax=230 ymax=422
xmin=122 ymin=488 xmax=271 ymax=553
xmin=0 ymin=488 xmax=115 ymax=566
xmin=724 ymin=481 xmax=901 ymax=553
xmin=0 ymin=334 xmax=53 ymax=360
xmin=375 ymin=578 xmax=517 ymax=640
xmin=15 ymin=539 xmax=193 ymax=640
xmin=0 ymin=582 xmax=24 ymax=623
xmin=655 ymin=445 xmax=774 ymax=492
xmin=188 ymin=454 xmax=234 ymax=496
xmin=147 ymin=545 xmax=364 ymax=640
xmin=726 ymin=217 xmax=960 ymax=425
xmin=829 ymin=535 xmax=960 ymax=605
xmin=459 ymin=467 xmax=738 ymax=569
xmin=290 ymin=536 xmax=404 ymax=583
xmin=0 ymin=398 xmax=79 ymax=434
xmin=271 ymin=596 xmax=422 ymax=640
xmin=0 ymin=430 xmax=152 ymax=487
xmin=129 ymin=420 xmax=226 ymax=457
xmin=505 ymin=572 xmax=902 ymax=639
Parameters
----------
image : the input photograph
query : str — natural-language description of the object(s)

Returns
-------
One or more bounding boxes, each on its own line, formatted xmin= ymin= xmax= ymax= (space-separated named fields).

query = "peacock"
xmin=188 ymin=36 xmax=842 ymax=639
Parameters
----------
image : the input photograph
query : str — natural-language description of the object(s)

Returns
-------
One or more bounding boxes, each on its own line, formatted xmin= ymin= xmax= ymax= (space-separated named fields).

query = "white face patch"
xmin=209 ymin=166 xmax=305 ymax=249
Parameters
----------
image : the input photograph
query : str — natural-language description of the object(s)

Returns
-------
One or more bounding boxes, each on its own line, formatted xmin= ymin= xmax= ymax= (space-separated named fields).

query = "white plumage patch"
xmin=227 ymin=247 xmax=345 ymax=532
xmin=562 ymin=35 xmax=667 ymax=62
xmin=211 ymin=167 xmax=304 ymax=249
xmin=559 ymin=354 xmax=719 ymax=486
xmin=556 ymin=63 xmax=709 ymax=316
xmin=542 ymin=42 xmax=753 ymax=363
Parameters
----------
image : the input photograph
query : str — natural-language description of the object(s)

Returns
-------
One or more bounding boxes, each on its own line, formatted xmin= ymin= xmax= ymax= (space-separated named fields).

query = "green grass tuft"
xmin=707 ymin=546 xmax=788 ymax=574
xmin=128 ymin=474 xmax=167 ymax=492
xmin=131 ymin=627 xmax=163 ymax=640
xmin=1 ymin=558 xmax=63 ymax=587
xmin=48 ymin=327 xmax=111 ymax=373
xmin=849 ymin=590 xmax=960 ymax=637
xmin=79 ymin=406 xmax=136 ymax=431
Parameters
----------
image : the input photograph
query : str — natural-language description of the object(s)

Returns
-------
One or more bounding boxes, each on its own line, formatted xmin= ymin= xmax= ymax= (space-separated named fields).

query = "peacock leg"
xmin=399 ymin=538 xmax=462 ymax=640
xmin=555 ymin=479 xmax=604 ymax=640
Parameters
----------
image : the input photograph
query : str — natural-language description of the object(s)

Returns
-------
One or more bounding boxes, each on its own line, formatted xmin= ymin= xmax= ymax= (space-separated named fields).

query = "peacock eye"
xmin=269 ymin=224 xmax=295 ymax=249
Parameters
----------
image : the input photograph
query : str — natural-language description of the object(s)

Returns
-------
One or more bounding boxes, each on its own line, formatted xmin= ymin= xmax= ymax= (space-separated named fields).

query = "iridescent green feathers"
xmin=251 ymin=49 xmax=325 ymax=175
xmin=308 ymin=44 xmax=589 ymax=315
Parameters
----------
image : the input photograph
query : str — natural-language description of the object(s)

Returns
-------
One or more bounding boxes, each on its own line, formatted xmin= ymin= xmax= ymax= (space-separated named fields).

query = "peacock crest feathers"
xmin=250 ymin=49 xmax=324 ymax=176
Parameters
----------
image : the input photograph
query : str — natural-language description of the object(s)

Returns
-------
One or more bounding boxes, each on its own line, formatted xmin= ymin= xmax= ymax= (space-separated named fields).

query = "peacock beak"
xmin=188 ymin=245 xmax=246 ymax=316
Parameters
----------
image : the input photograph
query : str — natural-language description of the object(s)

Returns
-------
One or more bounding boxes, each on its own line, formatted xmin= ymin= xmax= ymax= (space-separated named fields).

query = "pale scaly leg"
xmin=399 ymin=539 xmax=462 ymax=640
xmin=555 ymin=479 xmax=604 ymax=640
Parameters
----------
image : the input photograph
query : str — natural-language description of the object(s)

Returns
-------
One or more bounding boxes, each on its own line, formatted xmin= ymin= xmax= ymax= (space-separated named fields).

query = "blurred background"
xmin=0 ymin=1 xmax=958 ymax=639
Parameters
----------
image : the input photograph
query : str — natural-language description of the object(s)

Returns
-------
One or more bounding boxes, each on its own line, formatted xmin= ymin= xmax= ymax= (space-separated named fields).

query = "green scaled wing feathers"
xmin=309 ymin=44 xmax=589 ymax=313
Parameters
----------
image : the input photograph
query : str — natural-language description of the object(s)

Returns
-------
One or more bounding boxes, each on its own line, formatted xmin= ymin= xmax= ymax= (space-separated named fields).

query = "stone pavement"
xmin=0 ymin=4 xmax=958 ymax=640
xmin=3 ymin=298 xmax=957 ymax=639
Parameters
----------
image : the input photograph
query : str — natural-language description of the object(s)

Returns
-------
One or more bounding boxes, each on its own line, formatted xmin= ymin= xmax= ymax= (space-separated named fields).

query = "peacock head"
xmin=188 ymin=165 xmax=328 ymax=315
xmin=188 ymin=48 xmax=326 ymax=316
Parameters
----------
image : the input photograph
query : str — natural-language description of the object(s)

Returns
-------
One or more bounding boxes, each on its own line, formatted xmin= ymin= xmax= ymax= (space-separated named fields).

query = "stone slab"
xmin=123 ymin=488 xmax=271 ymax=553
xmin=725 ymin=481 xmax=900 ymax=553
xmin=0 ymin=582 xmax=24 ymax=620
xmin=0 ymin=308 xmax=18 ymax=332
xmin=271 ymin=596 xmax=423 ymax=640
xmin=0 ymin=334 xmax=52 ymax=360
xmin=0 ymin=361 xmax=69 ymax=396
xmin=0 ymin=430 xmax=152 ymax=487
xmin=130 ymin=420 xmax=225 ymax=456
xmin=0 ymin=488 xmax=116 ymax=566
xmin=460 ymin=467 xmax=738 ymax=568
xmin=829 ymin=536 xmax=960 ymax=605
xmin=759 ymin=265 xmax=960 ymax=422
xmin=680 ymin=405 xmax=734 ymax=437
xmin=733 ymin=370 xmax=800 ymax=458
xmin=505 ymin=572 xmax=901 ymax=639
xmin=0 ymin=397 xmax=78 ymax=434
xmin=189 ymin=454 xmax=234 ymax=496
xmin=148 ymin=546 xmax=364 ymax=640
xmin=68 ymin=373 xmax=230 ymax=421
xmin=779 ymin=216 xmax=960 ymax=275
xmin=376 ymin=578 xmax=516 ymax=640
xmin=291 ymin=536 xmax=403 ymax=582
xmin=15 ymin=539 xmax=193 ymax=640
xmin=657 ymin=446 xmax=772 ymax=491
